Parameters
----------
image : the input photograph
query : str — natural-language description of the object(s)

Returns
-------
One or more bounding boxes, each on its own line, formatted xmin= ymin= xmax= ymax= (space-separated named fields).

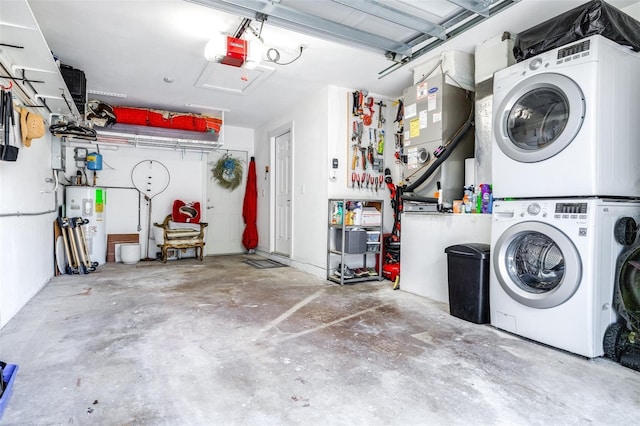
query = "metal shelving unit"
xmin=327 ymin=199 xmax=384 ymax=285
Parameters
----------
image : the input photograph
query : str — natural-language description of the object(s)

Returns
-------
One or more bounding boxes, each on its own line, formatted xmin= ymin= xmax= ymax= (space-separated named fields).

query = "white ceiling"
xmin=22 ymin=0 xmax=640 ymax=130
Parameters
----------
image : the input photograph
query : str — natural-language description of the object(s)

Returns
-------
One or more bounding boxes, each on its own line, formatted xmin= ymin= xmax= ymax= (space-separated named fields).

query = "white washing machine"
xmin=492 ymin=35 xmax=640 ymax=199
xmin=490 ymin=198 xmax=640 ymax=358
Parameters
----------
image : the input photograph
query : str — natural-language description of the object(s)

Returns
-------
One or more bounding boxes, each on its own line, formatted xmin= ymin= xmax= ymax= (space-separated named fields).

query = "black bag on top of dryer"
xmin=513 ymin=0 xmax=640 ymax=62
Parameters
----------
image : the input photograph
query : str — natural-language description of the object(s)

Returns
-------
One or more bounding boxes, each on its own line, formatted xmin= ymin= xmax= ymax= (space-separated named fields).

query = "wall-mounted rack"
xmin=0 ymin=0 xmax=80 ymax=119
xmin=63 ymin=123 xmax=223 ymax=153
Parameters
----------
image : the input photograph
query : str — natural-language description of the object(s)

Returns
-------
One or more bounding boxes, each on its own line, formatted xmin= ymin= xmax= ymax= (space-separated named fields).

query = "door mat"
xmin=244 ymin=259 xmax=288 ymax=269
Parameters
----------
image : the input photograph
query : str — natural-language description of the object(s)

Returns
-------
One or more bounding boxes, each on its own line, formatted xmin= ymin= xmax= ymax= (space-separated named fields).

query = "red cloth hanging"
xmin=242 ymin=157 xmax=258 ymax=250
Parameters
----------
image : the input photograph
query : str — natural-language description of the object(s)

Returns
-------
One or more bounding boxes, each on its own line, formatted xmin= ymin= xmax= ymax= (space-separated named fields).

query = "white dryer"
xmin=490 ymin=198 xmax=640 ymax=358
xmin=492 ymin=35 xmax=640 ymax=199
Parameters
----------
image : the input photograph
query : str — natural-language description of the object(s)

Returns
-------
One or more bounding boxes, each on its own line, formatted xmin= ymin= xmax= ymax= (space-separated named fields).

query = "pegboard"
xmin=346 ymin=90 xmax=387 ymax=194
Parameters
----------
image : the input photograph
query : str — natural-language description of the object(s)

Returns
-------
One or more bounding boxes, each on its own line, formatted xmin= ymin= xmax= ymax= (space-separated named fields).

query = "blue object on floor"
xmin=0 ymin=363 xmax=19 ymax=420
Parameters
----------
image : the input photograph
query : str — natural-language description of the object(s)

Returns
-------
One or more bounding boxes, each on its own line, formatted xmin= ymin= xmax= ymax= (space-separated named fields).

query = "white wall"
xmin=0 ymin=131 xmax=56 ymax=328
xmin=254 ymin=86 xmax=331 ymax=275
xmin=62 ymin=125 xmax=254 ymax=259
xmin=254 ymin=85 xmax=399 ymax=277
xmin=64 ymin=145 xmax=206 ymax=258
xmin=621 ymin=1 xmax=640 ymax=18
xmin=0 ymin=124 xmax=253 ymax=329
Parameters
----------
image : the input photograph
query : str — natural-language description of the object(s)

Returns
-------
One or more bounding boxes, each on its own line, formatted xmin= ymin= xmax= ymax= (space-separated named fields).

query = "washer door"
xmin=494 ymin=73 xmax=585 ymax=163
xmin=493 ymin=221 xmax=582 ymax=309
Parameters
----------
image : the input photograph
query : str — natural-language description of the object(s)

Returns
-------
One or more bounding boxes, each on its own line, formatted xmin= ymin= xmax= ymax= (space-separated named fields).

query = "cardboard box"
xmin=361 ymin=207 xmax=381 ymax=226
xmin=107 ymin=233 xmax=139 ymax=262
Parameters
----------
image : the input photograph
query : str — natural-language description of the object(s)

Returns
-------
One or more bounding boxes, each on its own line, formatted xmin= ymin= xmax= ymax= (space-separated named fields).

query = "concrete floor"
xmin=0 ymin=254 xmax=639 ymax=425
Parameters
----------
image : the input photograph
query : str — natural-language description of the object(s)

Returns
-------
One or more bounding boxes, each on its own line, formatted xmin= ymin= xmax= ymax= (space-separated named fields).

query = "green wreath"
xmin=211 ymin=154 xmax=244 ymax=190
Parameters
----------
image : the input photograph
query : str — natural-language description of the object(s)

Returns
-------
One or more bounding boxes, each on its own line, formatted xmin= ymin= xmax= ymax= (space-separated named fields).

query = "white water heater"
xmin=65 ymin=186 xmax=107 ymax=265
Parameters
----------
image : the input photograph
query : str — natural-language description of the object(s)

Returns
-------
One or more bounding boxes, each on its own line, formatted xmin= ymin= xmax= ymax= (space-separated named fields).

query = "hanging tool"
xmin=367 ymin=129 xmax=375 ymax=167
xmin=366 ymin=97 xmax=375 ymax=116
xmin=394 ymin=99 xmax=404 ymax=123
xmin=376 ymin=100 xmax=387 ymax=127
xmin=355 ymin=121 xmax=364 ymax=170
xmin=394 ymin=132 xmax=403 ymax=149
xmin=378 ymin=130 xmax=385 ymax=155
xmin=351 ymin=144 xmax=359 ymax=170
xmin=362 ymin=96 xmax=375 ymax=126
xmin=357 ymin=91 xmax=365 ymax=117
xmin=352 ymin=92 xmax=359 ymax=116
xmin=351 ymin=172 xmax=357 ymax=188
xmin=351 ymin=121 xmax=359 ymax=171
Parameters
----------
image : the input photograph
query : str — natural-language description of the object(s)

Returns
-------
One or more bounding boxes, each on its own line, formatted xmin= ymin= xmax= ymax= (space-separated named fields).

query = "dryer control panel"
xmin=557 ymin=39 xmax=591 ymax=60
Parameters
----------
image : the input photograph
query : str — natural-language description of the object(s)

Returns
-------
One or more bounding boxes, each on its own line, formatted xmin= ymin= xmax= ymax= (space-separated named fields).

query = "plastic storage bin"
xmin=444 ymin=243 xmax=491 ymax=324
xmin=336 ymin=229 xmax=367 ymax=253
xmin=0 ymin=363 xmax=19 ymax=420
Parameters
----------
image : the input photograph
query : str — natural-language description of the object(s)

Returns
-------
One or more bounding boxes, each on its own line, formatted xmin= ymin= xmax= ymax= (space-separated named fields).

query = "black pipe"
xmin=404 ymin=112 xmax=474 ymax=193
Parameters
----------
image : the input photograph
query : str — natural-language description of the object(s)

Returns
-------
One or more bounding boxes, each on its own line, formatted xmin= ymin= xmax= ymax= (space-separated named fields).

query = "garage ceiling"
xmin=17 ymin=0 xmax=640 ymax=130
xmin=189 ymin=0 xmax=520 ymax=77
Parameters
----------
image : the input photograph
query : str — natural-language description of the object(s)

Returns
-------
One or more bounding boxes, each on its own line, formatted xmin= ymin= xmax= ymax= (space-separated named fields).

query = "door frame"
xmin=269 ymin=121 xmax=294 ymax=257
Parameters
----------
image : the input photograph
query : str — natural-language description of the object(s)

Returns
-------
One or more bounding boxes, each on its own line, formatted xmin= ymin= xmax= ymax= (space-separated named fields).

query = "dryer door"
xmin=494 ymin=73 xmax=585 ymax=163
xmin=493 ymin=221 xmax=582 ymax=308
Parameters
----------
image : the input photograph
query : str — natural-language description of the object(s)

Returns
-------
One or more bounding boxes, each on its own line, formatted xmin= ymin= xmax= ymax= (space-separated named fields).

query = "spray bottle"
xmin=353 ymin=201 xmax=363 ymax=225
xmin=481 ymin=184 xmax=493 ymax=213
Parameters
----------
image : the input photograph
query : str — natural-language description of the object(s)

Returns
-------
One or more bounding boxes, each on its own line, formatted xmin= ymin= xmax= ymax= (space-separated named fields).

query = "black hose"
xmin=404 ymin=113 xmax=474 ymax=193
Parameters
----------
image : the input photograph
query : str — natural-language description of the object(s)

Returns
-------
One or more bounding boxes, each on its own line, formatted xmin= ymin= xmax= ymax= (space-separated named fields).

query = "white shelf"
xmin=0 ymin=0 xmax=80 ymax=118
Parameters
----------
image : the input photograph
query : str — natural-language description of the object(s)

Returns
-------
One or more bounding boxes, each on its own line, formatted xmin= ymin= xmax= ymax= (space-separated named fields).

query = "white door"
xmin=206 ymin=150 xmax=248 ymax=255
xmin=274 ymin=130 xmax=292 ymax=256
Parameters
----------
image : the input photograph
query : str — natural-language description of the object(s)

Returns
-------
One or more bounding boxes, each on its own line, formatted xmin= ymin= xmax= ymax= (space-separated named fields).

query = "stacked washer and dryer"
xmin=489 ymin=35 xmax=640 ymax=358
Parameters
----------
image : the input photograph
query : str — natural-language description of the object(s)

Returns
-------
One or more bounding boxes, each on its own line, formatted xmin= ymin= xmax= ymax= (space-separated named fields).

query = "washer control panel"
xmin=554 ymin=202 xmax=588 ymax=220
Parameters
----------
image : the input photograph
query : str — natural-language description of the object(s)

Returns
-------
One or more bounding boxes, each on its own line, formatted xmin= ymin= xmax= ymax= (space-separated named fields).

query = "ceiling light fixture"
xmin=87 ymin=89 xmax=127 ymax=98
xmin=184 ymin=103 xmax=230 ymax=112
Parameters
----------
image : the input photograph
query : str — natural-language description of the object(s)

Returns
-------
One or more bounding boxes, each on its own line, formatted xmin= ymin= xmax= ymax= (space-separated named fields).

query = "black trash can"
xmin=444 ymin=243 xmax=491 ymax=324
